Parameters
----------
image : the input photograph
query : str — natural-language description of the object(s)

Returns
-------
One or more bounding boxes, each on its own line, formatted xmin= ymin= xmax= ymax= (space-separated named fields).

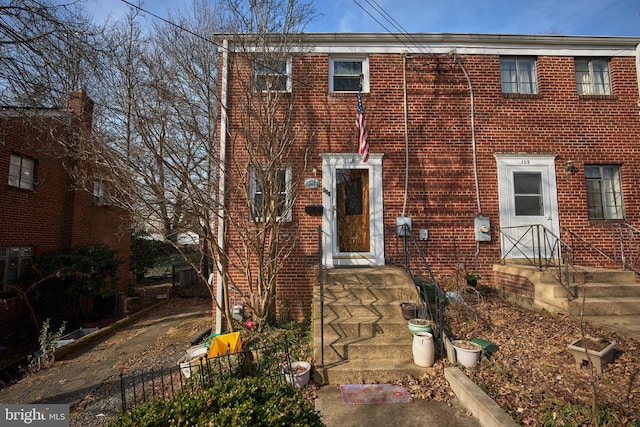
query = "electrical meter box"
xmin=474 ymin=215 xmax=491 ymax=242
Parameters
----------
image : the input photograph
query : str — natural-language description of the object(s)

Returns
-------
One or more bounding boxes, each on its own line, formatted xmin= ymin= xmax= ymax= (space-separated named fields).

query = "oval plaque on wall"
xmin=304 ymin=177 xmax=320 ymax=189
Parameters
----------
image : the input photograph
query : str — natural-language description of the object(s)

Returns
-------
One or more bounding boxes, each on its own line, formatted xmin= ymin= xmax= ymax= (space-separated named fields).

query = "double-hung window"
xmin=8 ymin=153 xmax=35 ymax=190
xmin=329 ymin=57 xmax=369 ymax=93
xmin=500 ymin=56 xmax=538 ymax=94
xmin=249 ymin=164 xmax=292 ymax=222
xmin=585 ymin=165 xmax=624 ymax=220
xmin=254 ymin=58 xmax=291 ymax=92
xmin=575 ymin=58 xmax=611 ymax=96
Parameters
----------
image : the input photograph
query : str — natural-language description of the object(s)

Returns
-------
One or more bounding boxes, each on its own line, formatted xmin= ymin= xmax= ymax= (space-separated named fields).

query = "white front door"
xmin=496 ymin=154 xmax=560 ymax=259
xmin=321 ymin=153 xmax=384 ymax=267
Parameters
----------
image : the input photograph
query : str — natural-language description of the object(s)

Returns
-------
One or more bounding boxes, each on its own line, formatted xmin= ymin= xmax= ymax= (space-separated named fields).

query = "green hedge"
xmin=110 ymin=376 xmax=324 ymax=427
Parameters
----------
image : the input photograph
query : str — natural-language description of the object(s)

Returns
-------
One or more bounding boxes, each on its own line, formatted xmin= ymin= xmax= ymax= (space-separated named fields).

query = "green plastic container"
xmin=414 ymin=280 xmax=436 ymax=303
xmin=470 ymin=338 xmax=498 ymax=356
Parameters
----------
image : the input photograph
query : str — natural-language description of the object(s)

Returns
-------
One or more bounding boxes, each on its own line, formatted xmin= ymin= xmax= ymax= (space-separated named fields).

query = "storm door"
xmin=336 ymin=169 xmax=370 ymax=252
xmin=320 ymin=153 xmax=384 ymax=267
xmin=496 ymin=154 xmax=560 ymax=260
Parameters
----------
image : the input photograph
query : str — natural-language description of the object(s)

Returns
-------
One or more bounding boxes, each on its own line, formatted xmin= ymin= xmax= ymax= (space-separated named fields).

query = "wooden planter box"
xmin=567 ymin=337 xmax=617 ymax=374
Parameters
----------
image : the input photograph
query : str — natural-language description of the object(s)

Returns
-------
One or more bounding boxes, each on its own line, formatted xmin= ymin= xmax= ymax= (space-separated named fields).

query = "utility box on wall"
xmin=474 ymin=215 xmax=491 ymax=242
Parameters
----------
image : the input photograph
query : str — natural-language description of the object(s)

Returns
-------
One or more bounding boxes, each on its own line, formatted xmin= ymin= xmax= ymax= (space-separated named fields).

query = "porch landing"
xmin=313 ymin=266 xmax=433 ymax=385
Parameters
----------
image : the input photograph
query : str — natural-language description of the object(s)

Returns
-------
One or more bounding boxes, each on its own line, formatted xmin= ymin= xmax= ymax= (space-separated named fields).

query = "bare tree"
xmin=218 ymin=0 xmax=316 ymax=329
xmin=0 ymin=0 xmax=106 ymax=107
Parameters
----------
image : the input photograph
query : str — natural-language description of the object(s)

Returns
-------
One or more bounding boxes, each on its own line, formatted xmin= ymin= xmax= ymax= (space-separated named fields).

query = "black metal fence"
xmin=118 ymin=337 xmax=294 ymax=413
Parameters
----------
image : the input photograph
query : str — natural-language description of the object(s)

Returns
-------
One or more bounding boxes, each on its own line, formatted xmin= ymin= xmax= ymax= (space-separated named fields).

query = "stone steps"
xmin=314 ymin=266 xmax=432 ymax=384
xmin=500 ymin=263 xmax=640 ymax=316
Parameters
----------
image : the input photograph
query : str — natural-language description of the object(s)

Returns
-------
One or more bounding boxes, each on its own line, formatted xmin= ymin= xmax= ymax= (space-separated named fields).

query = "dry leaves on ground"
xmin=395 ymin=291 xmax=640 ymax=426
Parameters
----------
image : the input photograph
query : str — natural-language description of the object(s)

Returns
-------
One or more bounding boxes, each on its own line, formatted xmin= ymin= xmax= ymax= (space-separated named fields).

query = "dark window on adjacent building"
xmin=8 ymin=153 xmax=35 ymax=190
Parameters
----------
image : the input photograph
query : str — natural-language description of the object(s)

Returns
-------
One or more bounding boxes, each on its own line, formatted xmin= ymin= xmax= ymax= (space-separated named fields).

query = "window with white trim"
xmin=93 ymin=180 xmax=109 ymax=206
xmin=0 ymin=247 xmax=33 ymax=290
xmin=585 ymin=165 xmax=624 ymax=220
xmin=329 ymin=57 xmax=369 ymax=93
xmin=249 ymin=164 xmax=292 ymax=222
xmin=575 ymin=58 xmax=611 ymax=96
xmin=8 ymin=153 xmax=35 ymax=190
xmin=500 ymin=56 xmax=538 ymax=94
xmin=254 ymin=58 xmax=291 ymax=92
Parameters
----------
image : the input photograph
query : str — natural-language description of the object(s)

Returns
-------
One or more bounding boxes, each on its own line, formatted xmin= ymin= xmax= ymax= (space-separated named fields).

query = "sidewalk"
xmin=315 ymin=385 xmax=480 ymax=427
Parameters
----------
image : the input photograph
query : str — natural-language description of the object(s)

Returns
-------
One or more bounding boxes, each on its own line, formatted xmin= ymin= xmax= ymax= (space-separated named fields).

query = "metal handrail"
xmin=386 ymin=224 xmax=446 ymax=355
xmin=317 ymin=226 xmax=324 ymax=367
xmin=498 ymin=224 xmax=573 ymax=298
xmin=561 ymin=223 xmax=640 ymax=275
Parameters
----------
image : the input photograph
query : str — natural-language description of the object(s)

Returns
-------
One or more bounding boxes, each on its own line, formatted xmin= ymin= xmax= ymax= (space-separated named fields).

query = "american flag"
xmin=356 ymin=90 xmax=369 ymax=162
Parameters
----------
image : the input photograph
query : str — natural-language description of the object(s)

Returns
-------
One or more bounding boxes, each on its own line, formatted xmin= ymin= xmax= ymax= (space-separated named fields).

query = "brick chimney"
xmin=68 ymin=87 xmax=94 ymax=131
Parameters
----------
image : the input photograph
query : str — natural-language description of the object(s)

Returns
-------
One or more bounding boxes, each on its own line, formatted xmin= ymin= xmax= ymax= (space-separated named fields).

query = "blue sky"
xmin=86 ymin=0 xmax=640 ymax=36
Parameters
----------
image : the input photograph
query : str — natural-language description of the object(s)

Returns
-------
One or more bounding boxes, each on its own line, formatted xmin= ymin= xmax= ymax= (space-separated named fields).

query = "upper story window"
xmin=93 ymin=180 xmax=109 ymax=206
xmin=254 ymin=58 xmax=291 ymax=92
xmin=249 ymin=164 xmax=292 ymax=222
xmin=0 ymin=247 xmax=33 ymax=290
xmin=575 ymin=58 xmax=611 ymax=96
xmin=500 ymin=56 xmax=538 ymax=94
xmin=585 ymin=165 xmax=624 ymax=220
xmin=8 ymin=153 xmax=35 ymax=190
xmin=330 ymin=57 xmax=369 ymax=93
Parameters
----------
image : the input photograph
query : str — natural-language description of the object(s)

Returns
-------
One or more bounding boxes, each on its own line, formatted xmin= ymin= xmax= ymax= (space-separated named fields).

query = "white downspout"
xmin=215 ymin=39 xmax=229 ymax=334
xmin=402 ymin=51 xmax=409 ymax=217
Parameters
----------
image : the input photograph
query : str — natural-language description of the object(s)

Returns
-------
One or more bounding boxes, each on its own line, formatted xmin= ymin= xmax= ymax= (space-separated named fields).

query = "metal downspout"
xmin=452 ymin=51 xmax=481 ymax=215
xmin=215 ymin=39 xmax=229 ymax=334
xmin=453 ymin=50 xmax=482 ymax=257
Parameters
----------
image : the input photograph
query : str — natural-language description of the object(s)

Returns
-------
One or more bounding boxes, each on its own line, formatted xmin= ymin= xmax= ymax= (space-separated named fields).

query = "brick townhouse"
xmin=215 ymin=33 xmax=640 ymax=321
xmin=0 ymin=89 xmax=130 ymax=336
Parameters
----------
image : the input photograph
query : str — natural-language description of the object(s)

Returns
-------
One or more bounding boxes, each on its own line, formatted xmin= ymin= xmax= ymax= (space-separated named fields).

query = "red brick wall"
xmin=219 ymin=48 xmax=640 ymax=320
xmin=0 ymin=106 xmax=131 ymax=334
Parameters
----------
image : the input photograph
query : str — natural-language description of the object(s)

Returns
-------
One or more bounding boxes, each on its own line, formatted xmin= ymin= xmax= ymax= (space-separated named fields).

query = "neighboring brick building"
xmin=216 ymin=33 xmax=640 ymax=320
xmin=0 ymin=90 xmax=131 ymax=336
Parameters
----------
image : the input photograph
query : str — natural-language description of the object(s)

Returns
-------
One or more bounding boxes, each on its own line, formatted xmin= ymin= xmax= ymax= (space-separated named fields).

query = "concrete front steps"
xmin=496 ymin=263 xmax=640 ymax=316
xmin=313 ymin=266 xmax=432 ymax=385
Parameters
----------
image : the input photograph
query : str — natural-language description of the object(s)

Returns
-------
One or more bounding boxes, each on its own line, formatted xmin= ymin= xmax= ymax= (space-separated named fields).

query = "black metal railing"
xmin=385 ymin=224 xmax=446 ymax=355
xmin=498 ymin=224 xmax=573 ymax=298
xmin=118 ymin=337 xmax=293 ymax=413
xmin=562 ymin=223 xmax=640 ymax=275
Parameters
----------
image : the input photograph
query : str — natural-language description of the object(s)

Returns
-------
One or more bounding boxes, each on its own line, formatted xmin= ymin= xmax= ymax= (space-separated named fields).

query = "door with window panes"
xmin=336 ymin=169 xmax=370 ymax=252
xmin=496 ymin=155 xmax=560 ymax=260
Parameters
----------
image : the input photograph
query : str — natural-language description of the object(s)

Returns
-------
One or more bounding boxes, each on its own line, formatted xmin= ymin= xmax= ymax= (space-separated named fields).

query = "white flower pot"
xmin=283 ymin=361 xmax=311 ymax=388
xmin=452 ymin=340 xmax=482 ymax=368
